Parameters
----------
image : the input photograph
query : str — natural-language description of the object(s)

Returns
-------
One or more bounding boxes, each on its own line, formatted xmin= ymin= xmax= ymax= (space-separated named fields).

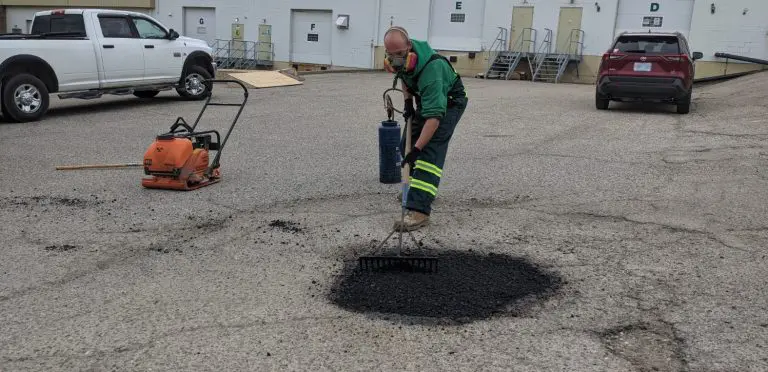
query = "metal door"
xmin=183 ymin=7 xmax=216 ymax=46
xmin=95 ymin=14 xmax=146 ymax=88
xmin=132 ymin=15 xmax=183 ymax=84
xmin=290 ymin=10 xmax=332 ymax=65
xmin=510 ymin=6 xmax=534 ymax=52
xmin=555 ymin=7 xmax=583 ymax=54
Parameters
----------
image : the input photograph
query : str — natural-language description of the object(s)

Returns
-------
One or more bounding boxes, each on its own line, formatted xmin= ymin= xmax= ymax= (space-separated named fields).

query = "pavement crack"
xmin=527 ymin=152 xmax=648 ymax=165
xmin=522 ymin=208 xmax=751 ymax=252
xmin=682 ymin=129 xmax=768 ymax=139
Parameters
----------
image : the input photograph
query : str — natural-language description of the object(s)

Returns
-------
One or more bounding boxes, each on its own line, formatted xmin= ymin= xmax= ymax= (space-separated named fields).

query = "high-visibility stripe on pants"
xmin=414 ymin=160 xmax=443 ymax=178
xmin=409 ymin=177 xmax=438 ymax=197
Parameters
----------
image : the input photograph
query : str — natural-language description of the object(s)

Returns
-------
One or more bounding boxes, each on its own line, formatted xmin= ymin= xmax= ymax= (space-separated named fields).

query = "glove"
xmin=401 ymin=146 xmax=421 ymax=169
xmin=403 ymin=98 xmax=415 ymax=122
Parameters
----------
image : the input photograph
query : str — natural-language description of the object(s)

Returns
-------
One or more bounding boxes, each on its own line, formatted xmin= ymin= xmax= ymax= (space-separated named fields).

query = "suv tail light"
xmin=600 ymin=52 xmax=625 ymax=71
xmin=51 ymin=9 xmax=65 ymax=15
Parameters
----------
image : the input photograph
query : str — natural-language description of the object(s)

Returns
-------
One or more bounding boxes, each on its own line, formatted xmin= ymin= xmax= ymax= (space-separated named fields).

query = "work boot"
xmin=393 ymin=210 xmax=430 ymax=231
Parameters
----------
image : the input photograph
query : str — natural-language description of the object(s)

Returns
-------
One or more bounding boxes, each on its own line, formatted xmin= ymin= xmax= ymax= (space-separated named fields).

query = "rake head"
xmin=358 ymin=255 xmax=438 ymax=273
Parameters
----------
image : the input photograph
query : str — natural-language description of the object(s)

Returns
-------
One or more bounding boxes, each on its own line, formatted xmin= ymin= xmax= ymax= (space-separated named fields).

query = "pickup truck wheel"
xmin=134 ymin=90 xmax=160 ymax=98
xmin=2 ymin=73 xmax=49 ymax=123
xmin=176 ymin=65 xmax=212 ymax=100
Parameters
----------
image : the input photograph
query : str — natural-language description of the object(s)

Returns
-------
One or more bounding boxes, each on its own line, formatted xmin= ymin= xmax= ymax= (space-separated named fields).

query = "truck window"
xmin=613 ymin=35 xmax=680 ymax=54
xmin=98 ymin=16 xmax=135 ymax=38
xmin=30 ymin=14 xmax=86 ymax=35
xmin=132 ymin=18 xmax=167 ymax=39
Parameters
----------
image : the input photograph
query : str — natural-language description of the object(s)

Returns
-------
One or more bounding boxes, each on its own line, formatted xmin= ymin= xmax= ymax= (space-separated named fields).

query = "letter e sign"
xmin=650 ymin=2 xmax=660 ymax=12
xmin=456 ymin=1 xmax=462 ymax=10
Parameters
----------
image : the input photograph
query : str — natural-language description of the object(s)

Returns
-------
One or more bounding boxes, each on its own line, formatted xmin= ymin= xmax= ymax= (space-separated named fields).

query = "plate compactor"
xmin=141 ymin=80 xmax=248 ymax=191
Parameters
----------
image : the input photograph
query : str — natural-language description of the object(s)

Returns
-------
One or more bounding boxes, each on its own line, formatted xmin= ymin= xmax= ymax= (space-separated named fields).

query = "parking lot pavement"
xmin=1 ymin=71 xmax=767 ymax=371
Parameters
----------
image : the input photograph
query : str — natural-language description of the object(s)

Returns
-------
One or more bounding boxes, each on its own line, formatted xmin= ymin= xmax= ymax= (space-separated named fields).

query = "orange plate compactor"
xmin=141 ymin=80 xmax=248 ymax=191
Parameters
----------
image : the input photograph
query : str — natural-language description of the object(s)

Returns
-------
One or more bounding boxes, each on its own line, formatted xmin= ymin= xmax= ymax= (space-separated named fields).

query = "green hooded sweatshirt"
xmin=396 ymin=38 xmax=459 ymax=120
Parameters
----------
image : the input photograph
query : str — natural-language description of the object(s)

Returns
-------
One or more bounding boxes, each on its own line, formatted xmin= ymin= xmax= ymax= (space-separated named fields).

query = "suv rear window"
xmin=31 ymin=14 xmax=86 ymax=35
xmin=613 ymin=35 xmax=680 ymax=54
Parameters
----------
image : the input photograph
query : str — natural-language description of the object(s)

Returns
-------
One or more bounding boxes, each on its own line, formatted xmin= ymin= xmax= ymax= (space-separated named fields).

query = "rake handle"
xmin=55 ymin=163 xmax=142 ymax=170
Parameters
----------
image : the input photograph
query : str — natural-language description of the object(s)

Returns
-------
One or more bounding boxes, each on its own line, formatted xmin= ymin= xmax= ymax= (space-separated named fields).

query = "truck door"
xmin=94 ymin=14 xmax=145 ymax=88
xmin=130 ymin=15 xmax=182 ymax=84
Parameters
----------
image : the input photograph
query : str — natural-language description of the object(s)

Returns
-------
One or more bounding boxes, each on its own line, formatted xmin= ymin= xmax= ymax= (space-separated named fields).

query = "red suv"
xmin=595 ymin=31 xmax=703 ymax=114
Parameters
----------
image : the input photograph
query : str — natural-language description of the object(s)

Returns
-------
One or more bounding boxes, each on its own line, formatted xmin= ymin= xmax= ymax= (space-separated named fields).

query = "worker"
xmin=382 ymin=26 xmax=468 ymax=231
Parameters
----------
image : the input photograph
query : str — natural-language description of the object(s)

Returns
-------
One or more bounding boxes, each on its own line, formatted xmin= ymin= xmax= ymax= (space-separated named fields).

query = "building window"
xmin=307 ymin=33 xmax=319 ymax=42
xmin=450 ymin=13 xmax=465 ymax=23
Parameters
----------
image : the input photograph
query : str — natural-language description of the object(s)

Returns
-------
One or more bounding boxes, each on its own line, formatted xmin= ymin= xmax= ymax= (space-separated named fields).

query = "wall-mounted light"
xmin=743 ymin=8 xmax=748 ymax=15
xmin=710 ymin=3 xmax=715 ymax=14
xmin=234 ymin=17 xmax=239 ymax=23
xmin=594 ymin=2 xmax=601 ymax=12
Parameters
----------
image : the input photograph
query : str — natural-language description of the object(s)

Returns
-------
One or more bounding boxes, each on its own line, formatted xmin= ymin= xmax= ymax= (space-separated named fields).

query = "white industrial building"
xmin=3 ymin=0 xmax=767 ymax=82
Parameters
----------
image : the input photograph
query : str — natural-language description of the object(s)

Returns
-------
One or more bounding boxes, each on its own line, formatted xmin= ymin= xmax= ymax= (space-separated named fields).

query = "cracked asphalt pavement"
xmin=1 ymin=71 xmax=768 ymax=371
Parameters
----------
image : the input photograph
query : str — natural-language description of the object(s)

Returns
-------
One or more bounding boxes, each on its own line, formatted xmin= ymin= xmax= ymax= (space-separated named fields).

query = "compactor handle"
xmin=169 ymin=117 xmax=194 ymax=133
xmin=203 ymin=79 xmax=249 ymax=99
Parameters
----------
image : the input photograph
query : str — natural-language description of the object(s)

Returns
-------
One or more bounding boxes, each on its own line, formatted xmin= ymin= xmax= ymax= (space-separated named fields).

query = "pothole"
xmin=328 ymin=248 xmax=562 ymax=325
xmin=600 ymin=321 xmax=688 ymax=371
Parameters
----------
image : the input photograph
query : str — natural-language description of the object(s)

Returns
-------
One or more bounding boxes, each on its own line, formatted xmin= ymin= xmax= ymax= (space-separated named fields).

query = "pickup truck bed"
xmin=0 ymin=8 xmax=216 ymax=123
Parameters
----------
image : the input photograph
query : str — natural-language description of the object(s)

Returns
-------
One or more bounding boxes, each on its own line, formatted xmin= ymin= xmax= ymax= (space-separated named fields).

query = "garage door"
xmin=428 ymin=0 xmax=484 ymax=51
xmin=183 ymin=7 xmax=216 ymax=46
xmin=290 ymin=10 xmax=332 ymax=65
xmin=614 ymin=0 xmax=694 ymax=38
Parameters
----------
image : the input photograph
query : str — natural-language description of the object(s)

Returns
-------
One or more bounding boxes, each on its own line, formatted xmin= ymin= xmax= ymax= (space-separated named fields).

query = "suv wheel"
xmin=2 ymin=73 xmax=50 ymax=123
xmin=595 ymin=91 xmax=610 ymax=110
xmin=176 ymin=65 xmax=212 ymax=100
xmin=676 ymin=90 xmax=692 ymax=114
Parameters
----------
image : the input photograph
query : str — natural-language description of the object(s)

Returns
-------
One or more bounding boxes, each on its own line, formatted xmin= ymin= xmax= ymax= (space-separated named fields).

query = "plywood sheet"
xmin=225 ymin=71 xmax=303 ymax=89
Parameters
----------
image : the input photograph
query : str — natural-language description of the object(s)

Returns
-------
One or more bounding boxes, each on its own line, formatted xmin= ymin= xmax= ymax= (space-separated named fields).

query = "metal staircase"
xmin=483 ymin=27 xmax=508 ymax=79
xmin=532 ymin=29 xmax=584 ymax=83
xmin=212 ymin=39 xmax=274 ymax=70
xmin=484 ymin=27 xmax=537 ymax=80
xmin=529 ymin=28 xmax=552 ymax=79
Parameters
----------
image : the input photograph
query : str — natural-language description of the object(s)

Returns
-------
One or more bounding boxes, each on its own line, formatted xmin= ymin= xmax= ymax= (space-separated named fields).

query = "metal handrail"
xmin=212 ymin=39 xmax=274 ymax=70
xmin=485 ymin=27 xmax=508 ymax=79
xmin=568 ymin=29 xmax=585 ymax=59
xmin=532 ymin=28 xmax=552 ymax=79
xmin=521 ymin=27 xmax=537 ymax=54
xmin=552 ymin=28 xmax=585 ymax=83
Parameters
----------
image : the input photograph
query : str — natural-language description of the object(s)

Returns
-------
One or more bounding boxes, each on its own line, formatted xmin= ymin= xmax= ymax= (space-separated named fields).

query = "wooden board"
xmin=224 ymin=71 xmax=303 ymax=89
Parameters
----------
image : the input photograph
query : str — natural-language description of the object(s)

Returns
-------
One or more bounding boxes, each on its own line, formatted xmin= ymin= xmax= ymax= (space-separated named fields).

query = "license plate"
xmin=633 ymin=62 xmax=652 ymax=72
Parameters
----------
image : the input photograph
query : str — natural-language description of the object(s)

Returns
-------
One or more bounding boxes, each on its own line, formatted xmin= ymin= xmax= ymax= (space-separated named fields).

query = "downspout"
xmin=611 ymin=0 xmax=620 ymax=42
xmin=373 ymin=0 xmax=382 ymax=68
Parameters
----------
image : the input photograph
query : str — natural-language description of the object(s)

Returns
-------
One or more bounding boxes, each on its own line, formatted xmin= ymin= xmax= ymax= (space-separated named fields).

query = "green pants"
xmin=400 ymin=77 xmax=468 ymax=215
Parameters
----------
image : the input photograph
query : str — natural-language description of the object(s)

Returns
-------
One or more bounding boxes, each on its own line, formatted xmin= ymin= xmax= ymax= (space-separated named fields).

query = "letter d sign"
xmin=650 ymin=2 xmax=660 ymax=12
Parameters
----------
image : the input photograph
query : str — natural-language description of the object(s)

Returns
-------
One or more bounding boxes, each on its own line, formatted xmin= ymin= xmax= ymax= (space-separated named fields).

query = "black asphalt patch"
xmin=268 ymin=219 xmax=303 ymax=233
xmin=328 ymin=249 xmax=562 ymax=325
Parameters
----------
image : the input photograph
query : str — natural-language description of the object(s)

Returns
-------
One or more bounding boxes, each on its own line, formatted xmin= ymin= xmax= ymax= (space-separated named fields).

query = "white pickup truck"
xmin=0 ymin=8 xmax=217 ymax=122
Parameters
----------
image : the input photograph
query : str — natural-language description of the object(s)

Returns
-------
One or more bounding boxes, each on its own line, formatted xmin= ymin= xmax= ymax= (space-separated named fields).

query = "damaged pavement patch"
xmin=599 ymin=321 xmax=688 ymax=371
xmin=328 ymin=248 xmax=563 ymax=325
